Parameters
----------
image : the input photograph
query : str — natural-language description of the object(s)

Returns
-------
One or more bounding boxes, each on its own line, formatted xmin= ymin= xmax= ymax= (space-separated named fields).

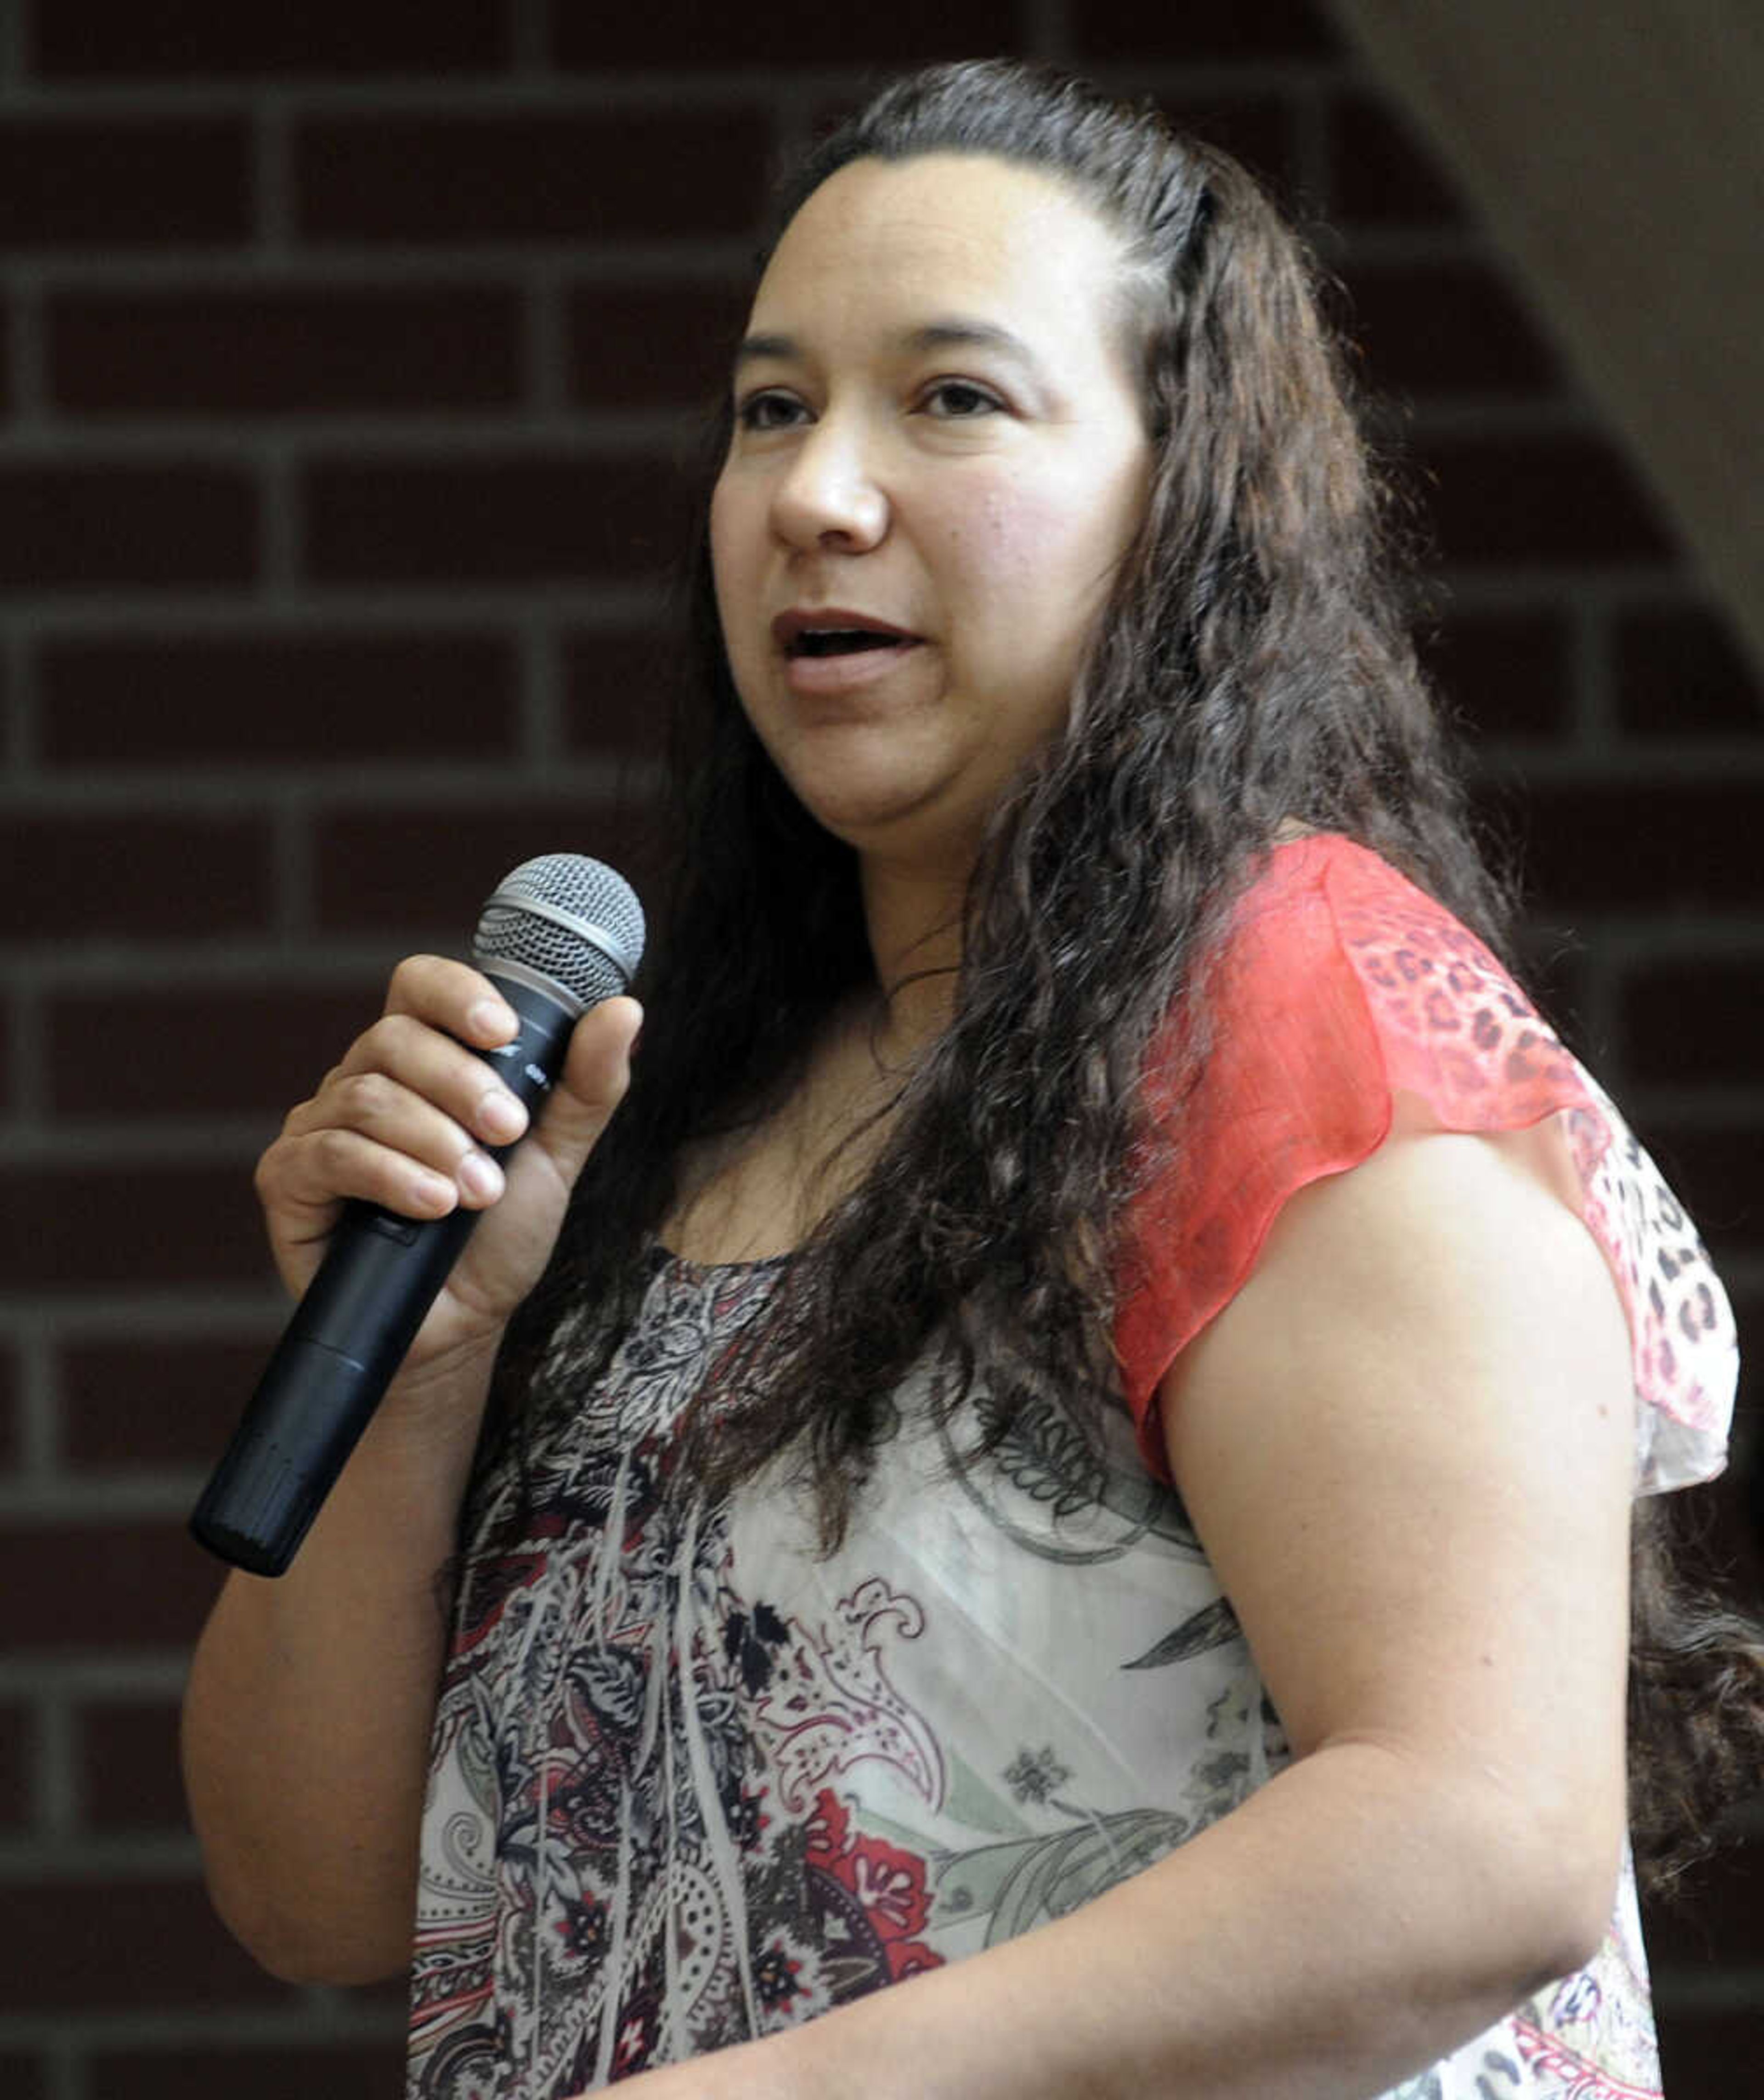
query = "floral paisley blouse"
xmin=408 ymin=835 xmax=1736 ymax=2099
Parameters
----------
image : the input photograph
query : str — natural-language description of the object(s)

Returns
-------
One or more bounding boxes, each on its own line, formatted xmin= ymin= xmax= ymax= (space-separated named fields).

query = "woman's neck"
xmin=858 ymin=853 xmax=969 ymax=1060
xmin=661 ymin=850 xmax=971 ymax=1266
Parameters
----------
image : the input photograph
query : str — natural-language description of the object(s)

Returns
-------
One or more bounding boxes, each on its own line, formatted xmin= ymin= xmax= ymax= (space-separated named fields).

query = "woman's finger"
xmin=515 ymin=996 xmax=643 ymax=1188
xmin=382 ymin=953 xmax=522 ymax=1049
xmin=257 ymin=1121 xmax=466 ymax=1234
xmin=314 ymin=1013 xmax=530 ymax=1155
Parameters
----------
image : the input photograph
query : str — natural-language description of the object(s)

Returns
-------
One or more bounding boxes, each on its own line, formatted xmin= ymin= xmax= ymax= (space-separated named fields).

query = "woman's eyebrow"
xmin=904 ymin=318 xmax=1040 ymax=372
xmin=733 ymin=332 xmax=796 ymax=371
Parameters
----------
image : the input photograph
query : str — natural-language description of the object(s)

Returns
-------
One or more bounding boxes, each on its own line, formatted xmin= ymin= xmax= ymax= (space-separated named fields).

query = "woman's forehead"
xmin=746 ymin=154 xmax=1131 ymax=358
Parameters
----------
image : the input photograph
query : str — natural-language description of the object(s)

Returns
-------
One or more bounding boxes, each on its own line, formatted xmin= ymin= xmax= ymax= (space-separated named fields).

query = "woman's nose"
xmin=769 ymin=418 xmax=888 ymax=553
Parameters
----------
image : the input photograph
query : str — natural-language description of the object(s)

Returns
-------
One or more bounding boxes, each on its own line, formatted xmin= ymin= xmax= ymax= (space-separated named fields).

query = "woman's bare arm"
xmin=181 ymin=964 xmax=640 ymax=1982
xmin=182 ymin=1353 xmax=491 ymax=1981
xmin=611 ymin=1116 xmax=1635 ymax=2097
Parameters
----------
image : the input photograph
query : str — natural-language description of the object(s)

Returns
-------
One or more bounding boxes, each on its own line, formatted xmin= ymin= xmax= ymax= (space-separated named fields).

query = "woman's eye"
xmin=921 ymin=379 xmax=1004 ymax=419
xmin=735 ymin=390 xmax=807 ymax=432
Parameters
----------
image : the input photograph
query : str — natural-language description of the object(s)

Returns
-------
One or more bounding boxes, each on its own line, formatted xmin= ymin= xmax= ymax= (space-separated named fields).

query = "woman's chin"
xmin=813 ymin=804 xmax=988 ymax=890
xmin=783 ymin=765 xmax=939 ymax=843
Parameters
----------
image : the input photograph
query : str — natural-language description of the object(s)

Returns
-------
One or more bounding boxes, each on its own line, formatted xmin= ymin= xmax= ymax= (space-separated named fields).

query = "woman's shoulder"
xmin=1118 ymin=831 xmax=1738 ymax=1495
xmin=1225 ymin=829 xmax=1501 ymax=979
xmin=1215 ymin=832 xmax=1585 ymax=1127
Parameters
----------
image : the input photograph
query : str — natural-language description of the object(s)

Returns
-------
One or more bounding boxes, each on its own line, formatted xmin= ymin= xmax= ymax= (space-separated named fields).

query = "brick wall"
xmin=2 ymin=4 xmax=1758 ymax=2094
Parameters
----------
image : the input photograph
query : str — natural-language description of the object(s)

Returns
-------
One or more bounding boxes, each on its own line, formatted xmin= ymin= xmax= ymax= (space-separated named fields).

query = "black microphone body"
xmin=191 ymin=856 xmax=643 ymax=1578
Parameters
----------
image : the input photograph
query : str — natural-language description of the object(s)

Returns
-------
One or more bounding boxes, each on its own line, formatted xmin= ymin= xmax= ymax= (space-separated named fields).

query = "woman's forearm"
xmin=181 ymin=1342 xmax=496 ymax=1984
xmin=626 ymin=1738 xmax=1610 ymax=2100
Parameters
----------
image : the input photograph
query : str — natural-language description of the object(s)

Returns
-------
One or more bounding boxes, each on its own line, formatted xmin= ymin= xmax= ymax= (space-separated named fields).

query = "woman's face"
xmin=710 ymin=153 xmax=1152 ymax=881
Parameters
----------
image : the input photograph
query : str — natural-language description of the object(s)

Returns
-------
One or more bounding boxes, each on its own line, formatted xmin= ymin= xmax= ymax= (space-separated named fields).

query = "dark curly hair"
xmin=498 ymin=59 xmax=1762 ymax=1896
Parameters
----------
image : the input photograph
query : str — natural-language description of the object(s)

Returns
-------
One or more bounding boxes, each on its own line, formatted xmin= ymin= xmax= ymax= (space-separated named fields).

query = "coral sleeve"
xmin=1115 ymin=835 xmax=1737 ymax=1495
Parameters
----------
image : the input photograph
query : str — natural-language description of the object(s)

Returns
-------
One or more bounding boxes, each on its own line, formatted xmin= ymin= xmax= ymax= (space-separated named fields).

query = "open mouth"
xmin=785 ymin=629 xmax=917 ymax=660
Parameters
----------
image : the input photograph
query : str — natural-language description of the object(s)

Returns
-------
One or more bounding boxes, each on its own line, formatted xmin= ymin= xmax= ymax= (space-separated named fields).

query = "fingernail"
xmin=457 ymin=1151 xmax=504 ymax=1204
xmin=412 ymin=1168 xmax=456 ymax=1210
xmin=479 ymin=1088 xmax=527 ymax=1142
xmin=469 ymin=998 xmax=515 ymax=1040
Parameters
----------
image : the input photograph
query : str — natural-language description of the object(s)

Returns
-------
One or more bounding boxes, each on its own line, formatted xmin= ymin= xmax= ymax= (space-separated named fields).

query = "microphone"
xmin=190 ymin=853 xmax=645 ymax=1578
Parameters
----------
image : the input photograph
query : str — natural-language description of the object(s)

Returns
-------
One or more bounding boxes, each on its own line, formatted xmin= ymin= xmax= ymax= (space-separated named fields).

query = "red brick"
xmin=1732 ymin=1281 xmax=1764 ymax=1421
xmin=1703 ymin=1460 xmax=1764 ymax=1611
xmin=567 ymin=279 xmax=750 ymax=411
xmin=38 ymin=630 xmax=519 ymax=769
xmin=1340 ymin=257 xmax=1563 ymax=401
xmin=1743 ymin=1430 xmax=1764 ymax=1595
xmin=314 ymin=802 xmax=657 ymax=942
xmin=1649 ymin=1835 xmax=1764 ymax=1972
xmin=0 ymin=1520 xmax=224 ymax=1651
xmin=77 ymin=1699 xmax=187 ymax=1833
xmin=1614 ymin=604 xmax=1764 ymax=737
xmin=0 ymin=1700 xmax=28 ymax=1830
xmin=296 ymin=108 xmax=770 ymax=245
xmin=0 ymin=118 xmax=250 ymax=251
xmin=32 ymin=1 xmax=509 ymax=77
xmin=0 ymin=1162 xmax=266 ymax=1291
xmin=0 ymin=463 xmax=257 ymax=589
xmin=1506 ymin=931 xmax=1594 ymax=1066
xmin=795 ymin=86 xmax=1301 ymax=216
xmin=301 ymin=452 xmax=687 ymax=586
xmin=0 ymin=1343 xmax=17 ymax=1472
xmin=61 ymin=1333 xmax=281 ymax=1471
xmin=88 ymin=2042 xmax=404 ymax=2100
xmin=1651 ymin=1418 xmax=1764 ymax=1601
xmin=1500 ymin=781 xmax=1764 ymax=915
xmin=1622 ymin=1120 xmax=1764 ymax=1261
xmin=1156 ymin=94 xmax=1304 ymax=208
xmin=1329 ymin=93 xmax=1468 ymax=230
xmin=1074 ymin=0 xmax=1339 ymax=59
xmin=560 ymin=0 xmax=1017 ymax=66
xmin=0 ymin=812 xmax=272 ymax=942
xmin=560 ymin=629 xmax=675 ymax=762
xmin=0 ymin=1875 xmax=285 ymax=2010
xmin=1622 ymin=959 xmax=1764 ymax=1087
xmin=48 ymin=981 xmax=379 ymax=1121
xmin=1417 ymin=432 xmax=1674 ymax=570
xmin=1655 ymin=2004 xmax=1764 ymax=2100
xmin=48 ymin=284 xmax=523 ymax=416
xmin=1419 ymin=606 xmax=1574 ymax=742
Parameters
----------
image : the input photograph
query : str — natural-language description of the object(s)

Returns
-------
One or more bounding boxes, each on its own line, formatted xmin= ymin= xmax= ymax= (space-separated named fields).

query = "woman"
xmin=183 ymin=60 xmax=1754 ymax=2100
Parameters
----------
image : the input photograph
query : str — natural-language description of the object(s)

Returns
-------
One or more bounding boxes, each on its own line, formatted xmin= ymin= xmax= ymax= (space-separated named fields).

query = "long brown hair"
xmin=503 ymin=60 xmax=1761 ymax=1895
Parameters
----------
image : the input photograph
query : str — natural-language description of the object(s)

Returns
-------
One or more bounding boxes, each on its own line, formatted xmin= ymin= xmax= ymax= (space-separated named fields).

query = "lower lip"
xmin=782 ymin=640 xmax=923 ymax=697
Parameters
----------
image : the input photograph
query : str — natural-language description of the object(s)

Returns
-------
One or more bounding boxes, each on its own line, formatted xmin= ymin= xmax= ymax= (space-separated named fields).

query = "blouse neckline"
xmin=649 ymin=832 xmax=1347 ymax=1277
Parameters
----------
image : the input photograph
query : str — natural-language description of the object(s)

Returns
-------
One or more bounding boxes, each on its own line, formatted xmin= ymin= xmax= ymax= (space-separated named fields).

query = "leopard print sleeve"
xmin=1115 ymin=834 xmax=1736 ymax=1495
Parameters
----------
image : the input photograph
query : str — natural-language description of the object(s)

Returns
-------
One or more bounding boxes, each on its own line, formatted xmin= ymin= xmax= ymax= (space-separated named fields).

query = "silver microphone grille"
xmin=472 ymin=854 xmax=645 ymax=1010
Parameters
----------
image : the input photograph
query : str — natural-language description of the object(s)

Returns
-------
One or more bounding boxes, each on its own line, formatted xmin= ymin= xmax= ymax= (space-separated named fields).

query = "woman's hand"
xmin=185 ymin=963 xmax=639 ymax=1983
xmin=254 ymin=955 xmax=641 ymax=1384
